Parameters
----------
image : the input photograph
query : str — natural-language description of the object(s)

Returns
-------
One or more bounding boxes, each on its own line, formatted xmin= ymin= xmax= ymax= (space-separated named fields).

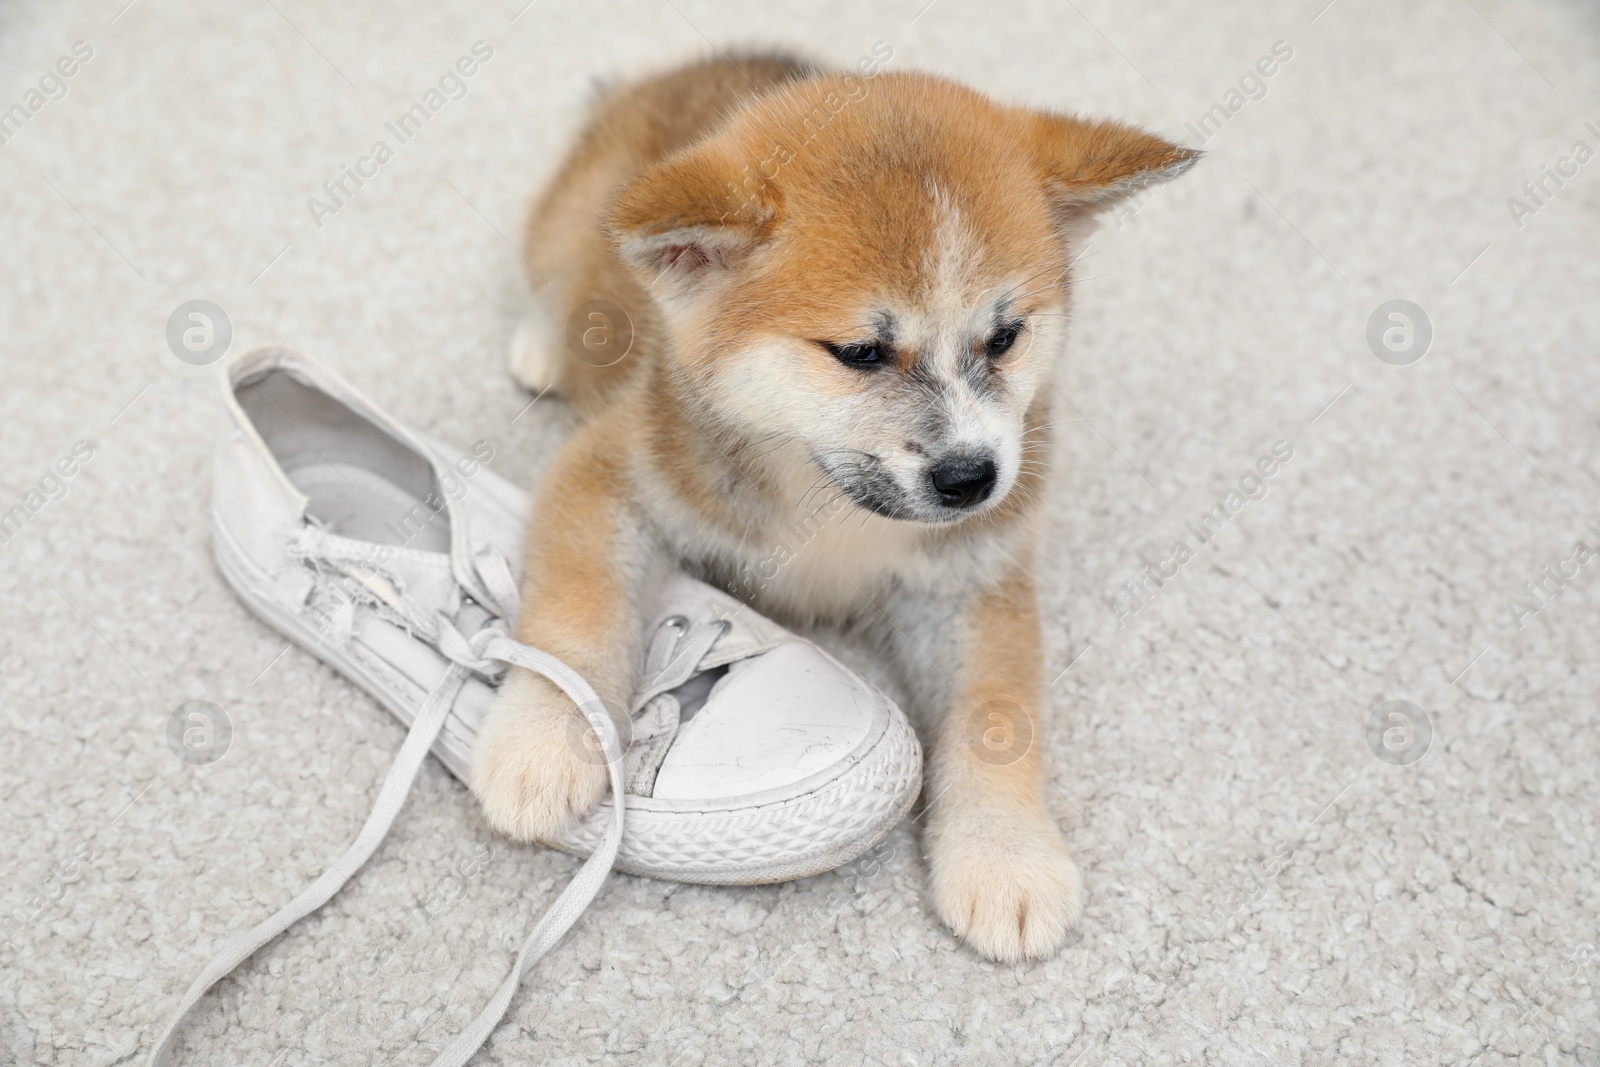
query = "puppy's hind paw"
xmin=507 ymin=309 xmax=563 ymax=394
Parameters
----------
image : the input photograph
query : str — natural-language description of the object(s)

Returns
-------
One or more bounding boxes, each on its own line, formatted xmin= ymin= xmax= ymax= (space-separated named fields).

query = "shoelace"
xmin=148 ymin=544 xmax=671 ymax=1067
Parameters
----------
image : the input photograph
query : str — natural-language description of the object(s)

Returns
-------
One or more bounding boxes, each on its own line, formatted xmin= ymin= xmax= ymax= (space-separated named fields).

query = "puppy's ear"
xmin=1027 ymin=113 xmax=1199 ymax=235
xmin=608 ymin=145 xmax=777 ymax=301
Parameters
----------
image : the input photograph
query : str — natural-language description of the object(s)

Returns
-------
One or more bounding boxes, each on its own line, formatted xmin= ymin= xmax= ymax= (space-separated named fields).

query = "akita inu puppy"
xmin=473 ymin=53 xmax=1196 ymax=961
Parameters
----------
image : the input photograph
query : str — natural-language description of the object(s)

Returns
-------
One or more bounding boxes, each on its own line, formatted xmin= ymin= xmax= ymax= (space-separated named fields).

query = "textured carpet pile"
xmin=1 ymin=0 xmax=1597 ymax=1063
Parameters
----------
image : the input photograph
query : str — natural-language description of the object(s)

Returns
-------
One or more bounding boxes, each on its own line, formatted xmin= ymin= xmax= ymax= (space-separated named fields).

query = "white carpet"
xmin=2 ymin=0 xmax=1598 ymax=1063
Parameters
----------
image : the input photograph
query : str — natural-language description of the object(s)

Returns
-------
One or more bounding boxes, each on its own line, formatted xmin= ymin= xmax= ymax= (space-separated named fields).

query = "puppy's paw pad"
xmin=931 ymin=826 xmax=1082 ymax=962
xmin=471 ymin=673 xmax=608 ymax=841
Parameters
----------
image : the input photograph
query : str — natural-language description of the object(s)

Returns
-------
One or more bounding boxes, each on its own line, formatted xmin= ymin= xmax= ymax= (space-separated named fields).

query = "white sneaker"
xmin=145 ymin=346 xmax=921 ymax=1067
xmin=211 ymin=344 xmax=920 ymax=881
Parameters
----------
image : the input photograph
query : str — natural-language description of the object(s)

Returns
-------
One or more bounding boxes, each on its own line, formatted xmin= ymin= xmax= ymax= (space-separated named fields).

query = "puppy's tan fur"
xmin=477 ymin=53 xmax=1196 ymax=961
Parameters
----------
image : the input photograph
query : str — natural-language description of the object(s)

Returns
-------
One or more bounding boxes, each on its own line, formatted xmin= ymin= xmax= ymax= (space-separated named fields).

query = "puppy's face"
xmin=613 ymin=72 xmax=1196 ymax=524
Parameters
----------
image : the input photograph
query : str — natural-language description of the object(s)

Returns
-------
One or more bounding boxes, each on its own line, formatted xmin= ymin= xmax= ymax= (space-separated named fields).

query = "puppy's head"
xmin=610 ymin=70 xmax=1196 ymax=523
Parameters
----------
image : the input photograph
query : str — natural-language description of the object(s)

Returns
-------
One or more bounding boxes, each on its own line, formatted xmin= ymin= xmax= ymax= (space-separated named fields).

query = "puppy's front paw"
xmin=928 ymin=815 xmax=1082 ymax=962
xmin=471 ymin=668 xmax=609 ymax=841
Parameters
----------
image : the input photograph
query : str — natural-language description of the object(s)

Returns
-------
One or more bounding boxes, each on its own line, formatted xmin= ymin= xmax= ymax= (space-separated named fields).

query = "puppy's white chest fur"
xmin=742 ymin=500 xmax=923 ymax=617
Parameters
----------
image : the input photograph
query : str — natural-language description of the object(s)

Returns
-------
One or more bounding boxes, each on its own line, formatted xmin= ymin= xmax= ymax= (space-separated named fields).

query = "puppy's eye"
xmin=823 ymin=341 xmax=886 ymax=367
xmin=985 ymin=321 xmax=1025 ymax=358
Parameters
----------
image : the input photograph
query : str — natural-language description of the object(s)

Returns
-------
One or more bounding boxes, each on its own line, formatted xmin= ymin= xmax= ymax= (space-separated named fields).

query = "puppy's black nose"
xmin=929 ymin=456 xmax=997 ymax=509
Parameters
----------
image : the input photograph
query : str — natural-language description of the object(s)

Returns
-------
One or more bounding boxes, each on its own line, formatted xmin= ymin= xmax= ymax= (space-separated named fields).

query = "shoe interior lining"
xmin=239 ymin=368 xmax=452 ymax=553
xmin=667 ymin=664 xmax=728 ymax=724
